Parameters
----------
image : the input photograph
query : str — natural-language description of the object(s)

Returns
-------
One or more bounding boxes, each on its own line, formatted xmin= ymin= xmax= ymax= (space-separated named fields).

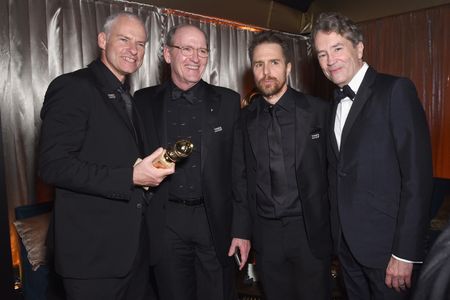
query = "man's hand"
xmin=228 ymin=238 xmax=251 ymax=270
xmin=385 ymin=256 xmax=413 ymax=292
xmin=133 ymin=148 xmax=175 ymax=187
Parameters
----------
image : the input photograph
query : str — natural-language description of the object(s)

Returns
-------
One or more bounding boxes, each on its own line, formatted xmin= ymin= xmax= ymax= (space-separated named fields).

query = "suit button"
xmin=136 ymin=203 xmax=142 ymax=209
xmin=338 ymin=171 xmax=347 ymax=177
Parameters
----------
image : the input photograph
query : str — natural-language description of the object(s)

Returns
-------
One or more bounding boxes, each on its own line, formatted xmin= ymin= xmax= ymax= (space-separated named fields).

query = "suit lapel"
xmin=88 ymin=62 xmax=138 ymax=143
xmin=294 ymin=93 xmax=310 ymax=170
xmin=152 ymin=83 xmax=170 ymax=147
xmin=340 ymin=67 xmax=377 ymax=151
xmin=201 ymin=81 xmax=221 ymax=173
xmin=246 ymin=99 xmax=260 ymax=161
xmin=330 ymin=100 xmax=340 ymax=158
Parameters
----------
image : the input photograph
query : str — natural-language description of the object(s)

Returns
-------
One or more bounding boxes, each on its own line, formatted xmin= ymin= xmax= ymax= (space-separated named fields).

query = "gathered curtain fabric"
xmin=357 ymin=5 xmax=450 ymax=179
xmin=0 ymin=0 xmax=310 ymax=265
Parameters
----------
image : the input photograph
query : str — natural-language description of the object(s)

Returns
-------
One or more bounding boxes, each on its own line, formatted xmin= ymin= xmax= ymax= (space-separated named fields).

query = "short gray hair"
xmin=102 ymin=12 xmax=147 ymax=38
xmin=311 ymin=12 xmax=363 ymax=52
xmin=164 ymin=24 xmax=209 ymax=49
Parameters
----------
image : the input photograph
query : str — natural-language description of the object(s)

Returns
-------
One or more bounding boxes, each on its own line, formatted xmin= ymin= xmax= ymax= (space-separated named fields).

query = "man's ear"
xmin=163 ymin=46 xmax=171 ymax=64
xmin=286 ymin=62 xmax=292 ymax=77
xmin=357 ymin=42 xmax=364 ymax=60
xmin=98 ymin=32 xmax=107 ymax=50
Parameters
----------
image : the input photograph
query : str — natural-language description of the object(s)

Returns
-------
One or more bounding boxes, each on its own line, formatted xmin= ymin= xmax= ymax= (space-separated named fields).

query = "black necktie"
xmin=117 ymin=87 xmax=134 ymax=121
xmin=267 ymin=105 xmax=287 ymax=204
xmin=172 ymin=88 xmax=197 ymax=103
xmin=117 ymin=87 xmax=139 ymax=143
xmin=333 ymin=85 xmax=355 ymax=102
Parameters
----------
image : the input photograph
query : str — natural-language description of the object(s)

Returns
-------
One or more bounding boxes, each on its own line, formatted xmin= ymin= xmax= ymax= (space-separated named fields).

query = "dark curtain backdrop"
xmin=358 ymin=4 xmax=450 ymax=179
xmin=309 ymin=4 xmax=450 ymax=179
xmin=0 ymin=114 xmax=16 ymax=299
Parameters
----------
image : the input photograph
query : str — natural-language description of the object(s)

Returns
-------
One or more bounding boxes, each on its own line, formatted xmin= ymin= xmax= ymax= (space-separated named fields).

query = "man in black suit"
xmin=235 ymin=31 xmax=332 ymax=300
xmin=311 ymin=12 xmax=433 ymax=299
xmin=39 ymin=12 xmax=174 ymax=300
xmin=134 ymin=24 xmax=250 ymax=300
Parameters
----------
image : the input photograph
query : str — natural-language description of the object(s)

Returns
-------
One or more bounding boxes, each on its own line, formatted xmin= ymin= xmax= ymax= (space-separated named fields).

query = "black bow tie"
xmin=172 ymin=88 xmax=196 ymax=103
xmin=333 ymin=85 xmax=356 ymax=102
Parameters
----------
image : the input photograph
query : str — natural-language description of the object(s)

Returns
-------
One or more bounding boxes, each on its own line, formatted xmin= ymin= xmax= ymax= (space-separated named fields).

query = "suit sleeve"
xmin=389 ymin=78 xmax=433 ymax=260
xmin=38 ymin=75 xmax=135 ymax=200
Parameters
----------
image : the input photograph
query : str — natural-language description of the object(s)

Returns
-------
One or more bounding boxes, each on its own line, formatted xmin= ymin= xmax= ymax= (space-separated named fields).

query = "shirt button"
xmin=136 ymin=203 xmax=142 ymax=209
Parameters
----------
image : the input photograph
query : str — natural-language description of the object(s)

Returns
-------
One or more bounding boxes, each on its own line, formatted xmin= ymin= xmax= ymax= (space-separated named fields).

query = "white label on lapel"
xmin=214 ymin=126 xmax=223 ymax=133
xmin=107 ymin=93 xmax=116 ymax=99
xmin=311 ymin=133 xmax=320 ymax=139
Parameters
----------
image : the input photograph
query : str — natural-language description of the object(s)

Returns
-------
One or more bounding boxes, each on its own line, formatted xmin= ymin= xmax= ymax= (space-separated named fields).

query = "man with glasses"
xmin=135 ymin=24 xmax=250 ymax=300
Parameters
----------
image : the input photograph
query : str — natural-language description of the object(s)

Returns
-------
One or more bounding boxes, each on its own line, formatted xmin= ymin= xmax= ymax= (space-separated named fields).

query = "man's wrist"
xmin=391 ymin=254 xmax=422 ymax=264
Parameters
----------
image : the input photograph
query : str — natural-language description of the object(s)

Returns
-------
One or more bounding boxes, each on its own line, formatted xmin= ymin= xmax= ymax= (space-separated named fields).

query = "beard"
xmin=256 ymin=75 xmax=286 ymax=98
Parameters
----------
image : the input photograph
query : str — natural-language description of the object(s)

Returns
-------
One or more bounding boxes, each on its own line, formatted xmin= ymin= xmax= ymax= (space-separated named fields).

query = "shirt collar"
xmin=348 ymin=62 xmax=369 ymax=94
xmin=96 ymin=59 xmax=125 ymax=91
xmin=171 ymin=80 xmax=202 ymax=96
xmin=263 ymin=86 xmax=293 ymax=112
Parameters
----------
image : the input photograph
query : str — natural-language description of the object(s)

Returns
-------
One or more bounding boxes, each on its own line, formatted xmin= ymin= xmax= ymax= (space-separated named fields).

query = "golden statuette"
xmin=153 ymin=139 xmax=194 ymax=169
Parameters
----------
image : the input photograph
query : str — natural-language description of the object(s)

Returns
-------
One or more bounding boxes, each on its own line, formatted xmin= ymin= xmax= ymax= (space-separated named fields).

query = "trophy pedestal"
xmin=152 ymin=150 xmax=175 ymax=169
xmin=152 ymin=140 xmax=194 ymax=169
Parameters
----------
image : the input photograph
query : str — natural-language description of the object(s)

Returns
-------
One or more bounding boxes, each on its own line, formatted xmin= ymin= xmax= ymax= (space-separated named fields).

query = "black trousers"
xmin=154 ymin=201 xmax=236 ymax=300
xmin=338 ymin=234 xmax=415 ymax=300
xmin=255 ymin=215 xmax=331 ymax=300
xmin=63 ymin=220 xmax=154 ymax=300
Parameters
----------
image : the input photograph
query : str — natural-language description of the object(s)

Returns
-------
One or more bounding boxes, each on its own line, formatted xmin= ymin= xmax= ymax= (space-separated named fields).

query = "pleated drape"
xmin=358 ymin=5 xmax=450 ymax=179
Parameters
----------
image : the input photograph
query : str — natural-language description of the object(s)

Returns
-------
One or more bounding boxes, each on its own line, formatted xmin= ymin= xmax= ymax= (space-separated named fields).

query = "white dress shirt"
xmin=334 ymin=62 xmax=368 ymax=150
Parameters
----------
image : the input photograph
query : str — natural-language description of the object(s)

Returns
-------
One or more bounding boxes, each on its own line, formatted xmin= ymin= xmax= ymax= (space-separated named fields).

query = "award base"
xmin=152 ymin=150 xmax=175 ymax=169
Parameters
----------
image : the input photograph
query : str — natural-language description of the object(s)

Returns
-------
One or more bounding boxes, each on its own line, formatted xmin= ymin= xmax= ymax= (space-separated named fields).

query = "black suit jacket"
xmin=236 ymin=87 xmax=332 ymax=259
xmin=328 ymin=67 xmax=433 ymax=268
xmin=134 ymin=80 xmax=242 ymax=265
xmin=39 ymin=60 xmax=147 ymax=278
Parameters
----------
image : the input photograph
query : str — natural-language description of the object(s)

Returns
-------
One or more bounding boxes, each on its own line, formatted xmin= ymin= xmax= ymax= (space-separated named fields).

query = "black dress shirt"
xmin=166 ymin=81 xmax=203 ymax=201
xmin=256 ymin=88 xmax=302 ymax=219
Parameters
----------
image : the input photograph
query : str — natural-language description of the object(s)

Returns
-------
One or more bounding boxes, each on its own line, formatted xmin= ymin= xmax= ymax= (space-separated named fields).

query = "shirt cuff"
xmin=392 ymin=254 xmax=422 ymax=264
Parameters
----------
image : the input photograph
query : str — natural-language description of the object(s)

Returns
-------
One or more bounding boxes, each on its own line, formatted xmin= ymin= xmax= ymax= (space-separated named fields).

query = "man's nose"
xmin=128 ymin=42 xmax=138 ymax=54
xmin=263 ymin=64 xmax=270 ymax=75
xmin=327 ymin=53 xmax=336 ymax=65
xmin=190 ymin=49 xmax=200 ymax=61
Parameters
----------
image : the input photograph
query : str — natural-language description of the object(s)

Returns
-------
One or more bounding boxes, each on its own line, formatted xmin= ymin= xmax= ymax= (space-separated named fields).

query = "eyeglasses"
xmin=168 ymin=45 xmax=209 ymax=58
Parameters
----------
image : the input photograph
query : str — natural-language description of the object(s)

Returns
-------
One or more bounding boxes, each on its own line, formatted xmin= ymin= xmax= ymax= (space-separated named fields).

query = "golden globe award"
xmin=153 ymin=139 xmax=194 ymax=169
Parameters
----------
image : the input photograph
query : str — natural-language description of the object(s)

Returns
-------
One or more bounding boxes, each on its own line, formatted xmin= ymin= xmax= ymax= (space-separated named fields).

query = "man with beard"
xmin=234 ymin=31 xmax=332 ymax=300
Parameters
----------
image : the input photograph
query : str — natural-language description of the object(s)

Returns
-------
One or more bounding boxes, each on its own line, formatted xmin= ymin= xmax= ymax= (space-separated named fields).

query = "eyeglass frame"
xmin=167 ymin=44 xmax=210 ymax=58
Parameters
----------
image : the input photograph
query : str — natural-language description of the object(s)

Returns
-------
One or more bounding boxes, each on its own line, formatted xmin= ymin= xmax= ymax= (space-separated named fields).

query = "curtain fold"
xmin=357 ymin=4 xmax=450 ymax=179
